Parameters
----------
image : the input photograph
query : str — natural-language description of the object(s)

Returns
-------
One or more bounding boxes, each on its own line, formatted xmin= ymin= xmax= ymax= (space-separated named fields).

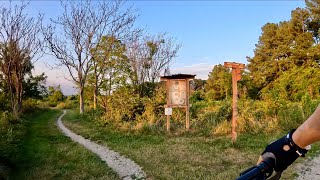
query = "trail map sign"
xmin=169 ymin=80 xmax=186 ymax=106
xmin=160 ymin=74 xmax=195 ymax=132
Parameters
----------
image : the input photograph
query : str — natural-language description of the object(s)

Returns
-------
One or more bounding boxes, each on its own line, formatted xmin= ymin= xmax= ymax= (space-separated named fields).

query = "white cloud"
xmin=33 ymin=59 xmax=216 ymax=95
xmin=171 ymin=63 xmax=215 ymax=80
xmin=33 ymin=60 xmax=77 ymax=95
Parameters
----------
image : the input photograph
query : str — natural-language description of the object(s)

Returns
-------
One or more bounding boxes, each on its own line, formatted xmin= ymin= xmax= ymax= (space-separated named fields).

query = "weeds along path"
xmin=11 ymin=109 xmax=118 ymax=179
xmin=57 ymin=110 xmax=146 ymax=180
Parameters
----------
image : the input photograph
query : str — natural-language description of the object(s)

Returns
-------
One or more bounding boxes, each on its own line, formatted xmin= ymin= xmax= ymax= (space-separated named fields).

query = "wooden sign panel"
xmin=169 ymin=80 xmax=186 ymax=106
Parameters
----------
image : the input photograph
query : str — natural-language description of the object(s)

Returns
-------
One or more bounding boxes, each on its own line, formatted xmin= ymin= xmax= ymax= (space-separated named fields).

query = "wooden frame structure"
xmin=160 ymin=74 xmax=195 ymax=132
xmin=224 ymin=62 xmax=245 ymax=142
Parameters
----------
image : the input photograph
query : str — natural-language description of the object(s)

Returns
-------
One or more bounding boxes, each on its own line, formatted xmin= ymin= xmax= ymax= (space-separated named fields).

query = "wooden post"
xmin=185 ymin=79 xmax=190 ymax=130
xmin=167 ymin=114 xmax=171 ymax=132
xmin=231 ymin=68 xmax=238 ymax=142
xmin=166 ymin=80 xmax=171 ymax=132
xmin=224 ymin=62 xmax=245 ymax=142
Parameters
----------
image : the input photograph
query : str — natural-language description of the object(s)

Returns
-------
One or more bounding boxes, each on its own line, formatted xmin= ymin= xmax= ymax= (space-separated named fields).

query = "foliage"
xmin=22 ymin=98 xmax=39 ymax=113
xmin=56 ymin=100 xmax=75 ymax=109
xmin=43 ymin=1 xmax=136 ymax=114
xmin=136 ymin=81 xmax=158 ymax=98
xmin=306 ymin=0 xmax=320 ymax=43
xmin=0 ymin=1 xmax=43 ymax=117
xmin=23 ymin=73 xmax=47 ymax=100
xmin=0 ymin=111 xmax=26 ymax=176
xmin=190 ymin=79 xmax=206 ymax=91
xmin=101 ymin=86 xmax=141 ymax=123
xmin=47 ymin=86 xmax=64 ymax=107
xmin=247 ymin=6 xmax=320 ymax=95
xmin=190 ymin=90 xmax=205 ymax=103
xmin=88 ymin=35 xmax=131 ymax=110
xmin=213 ymin=98 xmax=320 ymax=136
xmin=261 ymin=65 xmax=320 ymax=101
xmin=0 ymin=90 xmax=10 ymax=111
xmin=204 ymin=64 xmax=232 ymax=100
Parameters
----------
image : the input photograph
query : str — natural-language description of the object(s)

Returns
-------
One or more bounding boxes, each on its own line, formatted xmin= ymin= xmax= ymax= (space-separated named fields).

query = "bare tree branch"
xmin=0 ymin=1 xmax=43 ymax=116
xmin=42 ymin=0 xmax=136 ymax=113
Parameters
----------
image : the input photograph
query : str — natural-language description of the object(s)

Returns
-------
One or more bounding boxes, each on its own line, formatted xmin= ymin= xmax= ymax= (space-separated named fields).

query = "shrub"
xmin=56 ymin=100 xmax=75 ymax=109
xmin=22 ymin=98 xmax=39 ymax=112
xmin=0 ymin=111 xmax=26 ymax=162
xmin=212 ymin=99 xmax=317 ymax=136
xmin=190 ymin=100 xmax=207 ymax=119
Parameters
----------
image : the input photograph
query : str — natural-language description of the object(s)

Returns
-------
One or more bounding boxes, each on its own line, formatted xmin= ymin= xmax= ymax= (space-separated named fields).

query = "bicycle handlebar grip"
xmin=236 ymin=158 xmax=275 ymax=180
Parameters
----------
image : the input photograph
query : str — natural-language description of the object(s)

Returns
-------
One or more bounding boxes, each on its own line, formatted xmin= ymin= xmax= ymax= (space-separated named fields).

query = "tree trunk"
xmin=93 ymin=87 xmax=97 ymax=110
xmin=93 ymin=74 xmax=98 ymax=110
xmin=79 ymin=87 xmax=84 ymax=114
xmin=12 ymin=81 xmax=23 ymax=118
xmin=17 ymin=82 xmax=23 ymax=113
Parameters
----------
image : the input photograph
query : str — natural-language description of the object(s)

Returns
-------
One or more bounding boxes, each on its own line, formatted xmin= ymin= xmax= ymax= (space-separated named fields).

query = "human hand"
xmin=258 ymin=130 xmax=309 ymax=172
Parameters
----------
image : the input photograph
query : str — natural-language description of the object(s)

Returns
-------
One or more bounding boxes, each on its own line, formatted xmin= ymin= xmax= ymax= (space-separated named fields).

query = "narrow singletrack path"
xmin=57 ymin=110 xmax=146 ymax=180
xmin=296 ymin=155 xmax=320 ymax=180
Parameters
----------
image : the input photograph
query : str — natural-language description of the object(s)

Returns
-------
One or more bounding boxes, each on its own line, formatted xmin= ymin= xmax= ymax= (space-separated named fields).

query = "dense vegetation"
xmin=1 ymin=0 xmax=320 ymax=179
xmin=79 ymin=0 xmax=320 ymax=136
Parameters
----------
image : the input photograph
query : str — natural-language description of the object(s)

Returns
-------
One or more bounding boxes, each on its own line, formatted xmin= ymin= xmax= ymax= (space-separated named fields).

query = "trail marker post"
xmin=224 ymin=62 xmax=245 ymax=142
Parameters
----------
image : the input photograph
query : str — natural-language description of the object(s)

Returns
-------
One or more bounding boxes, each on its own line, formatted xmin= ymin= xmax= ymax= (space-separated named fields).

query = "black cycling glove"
xmin=261 ymin=129 xmax=310 ymax=172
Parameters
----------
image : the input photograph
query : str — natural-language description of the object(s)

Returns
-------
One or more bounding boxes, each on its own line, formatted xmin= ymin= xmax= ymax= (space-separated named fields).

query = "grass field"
xmin=10 ymin=109 xmax=119 ymax=180
xmin=62 ymin=109 xmax=320 ymax=179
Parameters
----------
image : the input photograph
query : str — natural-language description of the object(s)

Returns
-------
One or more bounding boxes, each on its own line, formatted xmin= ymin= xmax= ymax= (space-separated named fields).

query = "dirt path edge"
xmin=57 ymin=110 xmax=146 ymax=180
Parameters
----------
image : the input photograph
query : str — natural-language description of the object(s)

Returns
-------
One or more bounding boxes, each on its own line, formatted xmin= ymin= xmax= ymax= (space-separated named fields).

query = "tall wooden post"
xmin=224 ymin=62 xmax=245 ymax=142
xmin=166 ymin=80 xmax=171 ymax=132
xmin=185 ymin=79 xmax=190 ymax=130
xmin=231 ymin=68 xmax=238 ymax=142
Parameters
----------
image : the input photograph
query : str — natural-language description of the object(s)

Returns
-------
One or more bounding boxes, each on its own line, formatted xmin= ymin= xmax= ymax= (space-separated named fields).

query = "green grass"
xmin=10 ymin=109 xmax=119 ymax=180
xmin=62 ymin=109 xmax=320 ymax=179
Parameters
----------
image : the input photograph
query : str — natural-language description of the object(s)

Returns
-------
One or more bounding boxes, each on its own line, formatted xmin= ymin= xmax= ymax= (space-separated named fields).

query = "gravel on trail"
xmin=296 ymin=155 xmax=320 ymax=180
xmin=57 ymin=110 xmax=146 ymax=180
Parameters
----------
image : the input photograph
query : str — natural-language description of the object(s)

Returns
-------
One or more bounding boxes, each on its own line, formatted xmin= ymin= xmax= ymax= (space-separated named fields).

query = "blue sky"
xmin=26 ymin=1 xmax=306 ymax=95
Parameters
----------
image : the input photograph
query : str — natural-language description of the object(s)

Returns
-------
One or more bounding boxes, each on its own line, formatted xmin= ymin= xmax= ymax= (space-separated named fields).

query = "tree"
xmin=190 ymin=79 xmax=206 ymax=91
xmin=247 ymin=4 xmax=320 ymax=100
xmin=23 ymin=73 xmax=47 ymax=99
xmin=204 ymin=64 xmax=232 ymax=100
xmin=43 ymin=0 xmax=136 ymax=113
xmin=89 ymin=35 xmax=130 ymax=111
xmin=306 ymin=0 xmax=320 ymax=43
xmin=260 ymin=65 xmax=320 ymax=101
xmin=305 ymin=0 xmax=320 ymax=63
xmin=48 ymin=85 xmax=64 ymax=106
xmin=247 ymin=8 xmax=316 ymax=90
xmin=126 ymin=33 xmax=181 ymax=97
xmin=0 ymin=2 xmax=43 ymax=117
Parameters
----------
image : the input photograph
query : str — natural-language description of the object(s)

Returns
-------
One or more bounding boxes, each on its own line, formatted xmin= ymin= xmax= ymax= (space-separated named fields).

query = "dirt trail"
xmin=296 ymin=155 xmax=320 ymax=180
xmin=57 ymin=110 xmax=146 ymax=180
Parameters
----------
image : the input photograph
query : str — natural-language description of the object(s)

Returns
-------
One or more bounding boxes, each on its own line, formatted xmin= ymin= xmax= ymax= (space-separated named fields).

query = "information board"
xmin=169 ymin=80 xmax=186 ymax=106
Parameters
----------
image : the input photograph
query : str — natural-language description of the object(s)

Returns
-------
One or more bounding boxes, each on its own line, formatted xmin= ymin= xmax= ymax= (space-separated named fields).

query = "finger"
xmin=257 ymin=155 xmax=263 ymax=165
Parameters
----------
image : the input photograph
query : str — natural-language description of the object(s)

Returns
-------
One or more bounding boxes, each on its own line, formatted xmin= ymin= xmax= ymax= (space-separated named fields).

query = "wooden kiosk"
xmin=160 ymin=74 xmax=195 ymax=132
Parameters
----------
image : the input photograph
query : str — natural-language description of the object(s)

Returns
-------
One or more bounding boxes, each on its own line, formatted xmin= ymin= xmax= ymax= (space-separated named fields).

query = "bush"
xmin=22 ymin=98 xmax=39 ymax=112
xmin=190 ymin=100 xmax=207 ymax=119
xmin=0 ymin=111 xmax=26 ymax=161
xmin=48 ymin=101 xmax=58 ymax=107
xmin=212 ymin=98 xmax=320 ymax=136
xmin=56 ymin=100 xmax=75 ymax=109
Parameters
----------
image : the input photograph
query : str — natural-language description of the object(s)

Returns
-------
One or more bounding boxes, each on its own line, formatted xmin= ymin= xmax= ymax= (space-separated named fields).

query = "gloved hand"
xmin=261 ymin=129 xmax=309 ymax=172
